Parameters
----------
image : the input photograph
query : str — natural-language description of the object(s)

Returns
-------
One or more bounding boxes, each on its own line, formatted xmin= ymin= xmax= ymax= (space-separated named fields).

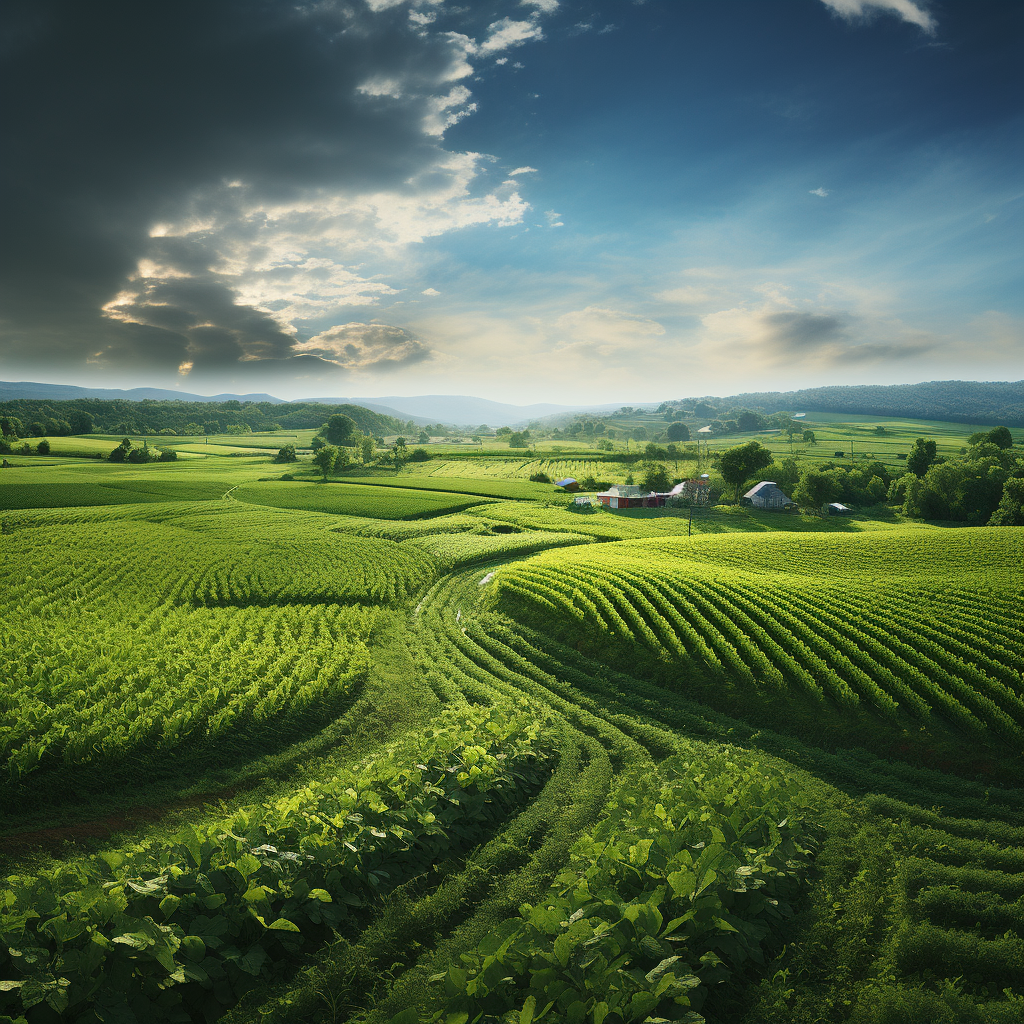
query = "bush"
xmin=529 ymin=472 xmax=551 ymax=483
xmin=274 ymin=444 xmax=298 ymax=463
xmin=35 ymin=440 xmax=50 ymax=455
xmin=158 ymin=448 xmax=177 ymax=462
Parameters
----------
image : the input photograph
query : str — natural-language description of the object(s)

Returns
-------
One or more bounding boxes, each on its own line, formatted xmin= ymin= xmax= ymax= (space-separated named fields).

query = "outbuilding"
xmin=743 ymin=481 xmax=792 ymax=509
xmin=827 ymin=502 xmax=853 ymax=515
xmin=555 ymin=478 xmax=580 ymax=492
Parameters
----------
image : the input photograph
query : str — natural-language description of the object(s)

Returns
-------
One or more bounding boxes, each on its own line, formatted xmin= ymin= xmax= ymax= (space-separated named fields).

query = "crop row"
xmin=1 ymin=513 xmax=438 ymax=786
xmin=0 ymin=705 xmax=553 ymax=1024
xmin=488 ymin=530 xmax=1023 ymax=742
xmin=402 ymin=752 xmax=818 ymax=1023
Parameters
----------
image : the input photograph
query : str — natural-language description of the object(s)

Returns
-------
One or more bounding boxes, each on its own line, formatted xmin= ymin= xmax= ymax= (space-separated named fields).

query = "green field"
xmin=232 ymin=480 xmax=499 ymax=518
xmin=1 ymin=414 xmax=1022 ymax=1024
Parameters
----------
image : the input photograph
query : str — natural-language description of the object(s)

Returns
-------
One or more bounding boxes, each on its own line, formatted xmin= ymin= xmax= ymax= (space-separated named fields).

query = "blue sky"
xmin=1 ymin=0 xmax=1020 ymax=402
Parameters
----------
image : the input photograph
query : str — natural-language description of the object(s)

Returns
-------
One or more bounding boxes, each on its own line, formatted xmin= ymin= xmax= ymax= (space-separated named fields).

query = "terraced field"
xmin=1 ymin=462 xmax=1021 ymax=1024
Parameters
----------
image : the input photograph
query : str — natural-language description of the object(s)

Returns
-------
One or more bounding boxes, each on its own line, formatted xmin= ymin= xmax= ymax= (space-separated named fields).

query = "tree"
xmin=310 ymin=436 xmax=326 ymax=451
xmin=718 ymin=441 xmax=775 ymax=501
xmin=906 ymin=438 xmax=937 ymax=477
xmin=0 ymin=415 xmax=23 ymax=439
xmin=360 ymin=435 xmax=376 ymax=464
xmin=109 ymin=438 xmax=133 ymax=462
xmin=632 ymin=427 xmax=648 ymax=442
xmin=313 ymin=444 xmax=339 ymax=481
xmin=69 ymin=410 xmax=94 ymax=434
xmin=274 ymin=444 xmax=297 ymax=463
xmin=158 ymin=448 xmax=177 ymax=462
xmin=774 ymin=457 xmax=800 ymax=493
xmin=640 ymin=461 xmax=671 ymax=492
xmin=737 ymin=411 xmax=765 ymax=432
xmin=509 ymin=431 xmax=530 ymax=448
xmin=36 ymin=439 xmax=51 ymax=455
xmin=128 ymin=442 xmax=154 ymax=463
xmin=990 ymin=477 xmax=1024 ymax=526
xmin=666 ymin=421 xmax=690 ymax=442
xmin=985 ymin=425 xmax=1014 ymax=450
xmin=794 ymin=470 xmax=841 ymax=509
xmin=418 ymin=430 xmax=430 ymax=443
xmin=802 ymin=430 xmax=816 ymax=444
xmin=394 ymin=436 xmax=408 ymax=453
xmin=322 ymin=414 xmax=356 ymax=446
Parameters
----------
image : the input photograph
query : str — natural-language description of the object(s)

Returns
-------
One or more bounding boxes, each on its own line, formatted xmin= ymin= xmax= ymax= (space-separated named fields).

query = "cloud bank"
xmin=0 ymin=0 xmax=554 ymax=387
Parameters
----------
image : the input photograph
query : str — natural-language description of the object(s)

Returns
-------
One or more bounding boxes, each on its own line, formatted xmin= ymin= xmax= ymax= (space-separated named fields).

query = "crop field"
xmin=486 ymin=529 xmax=1024 ymax=747
xmin=2 ymin=437 xmax=1022 ymax=1024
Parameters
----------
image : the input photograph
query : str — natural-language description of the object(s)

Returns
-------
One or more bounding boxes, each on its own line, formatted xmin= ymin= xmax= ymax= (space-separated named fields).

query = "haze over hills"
xmin=0 ymin=381 xmax=286 ymax=405
xmin=2 ymin=379 xmax=1021 ymax=428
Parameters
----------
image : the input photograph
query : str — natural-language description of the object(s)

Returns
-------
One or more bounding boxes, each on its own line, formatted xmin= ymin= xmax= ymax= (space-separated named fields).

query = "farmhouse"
xmin=596 ymin=484 xmax=645 ymax=509
xmin=743 ymin=481 xmax=792 ymax=509
xmin=597 ymin=477 xmax=713 ymax=510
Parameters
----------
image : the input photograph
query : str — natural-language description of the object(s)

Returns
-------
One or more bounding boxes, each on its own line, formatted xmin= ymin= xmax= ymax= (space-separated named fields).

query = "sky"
xmin=0 ymin=0 xmax=1021 ymax=404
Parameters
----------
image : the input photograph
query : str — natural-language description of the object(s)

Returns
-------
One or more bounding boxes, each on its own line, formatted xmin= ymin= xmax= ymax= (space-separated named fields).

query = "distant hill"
xmin=305 ymin=395 xmax=597 ymax=426
xmin=0 ymin=381 xmax=285 ymax=404
xmin=0 ymin=394 xmax=406 ymax=438
xmin=707 ymin=380 xmax=1024 ymax=427
xmin=0 ymin=382 xmax=632 ymax=426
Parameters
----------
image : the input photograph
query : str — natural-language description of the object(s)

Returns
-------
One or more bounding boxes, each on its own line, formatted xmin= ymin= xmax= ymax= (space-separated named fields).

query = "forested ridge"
xmin=0 ymin=398 xmax=406 ymax=437
xmin=712 ymin=380 xmax=1024 ymax=425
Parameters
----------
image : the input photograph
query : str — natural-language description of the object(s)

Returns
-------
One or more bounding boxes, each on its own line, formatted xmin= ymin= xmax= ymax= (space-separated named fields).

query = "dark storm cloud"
xmin=0 ymin=0 xmax=478 ymax=380
xmin=761 ymin=311 xmax=851 ymax=351
xmin=759 ymin=309 xmax=937 ymax=365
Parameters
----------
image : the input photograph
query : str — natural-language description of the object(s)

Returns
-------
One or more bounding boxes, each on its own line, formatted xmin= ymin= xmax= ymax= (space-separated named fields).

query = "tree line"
xmin=716 ymin=426 xmax=1022 ymax=525
xmin=0 ymin=399 xmax=405 ymax=439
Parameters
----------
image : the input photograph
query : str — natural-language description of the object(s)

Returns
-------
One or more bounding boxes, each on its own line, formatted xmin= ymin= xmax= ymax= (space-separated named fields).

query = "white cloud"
xmin=520 ymin=0 xmax=559 ymax=12
xmin=421 ymin=287 xmax=441 ymax=296
xmin=810 ymin=187 xmax=830 ymax=197
xmin=508 ymin=166 xmax=538 ymax=176
xmin=495 ymin=57 xmax=508 ymax=65
xmin=655 ymin=285 xmax=722 ymax=307
xmin=819 ymin=0 xmax=936 ymax=33
xmin=555 ymin=306 xmax=665 ymax=354
xmin=544 ymin=209 xmax=564 ymax=227
xmin=294 ymin=322 xmax=431 ymax=372
xmin=480 ymin=19 xmax=545 ymax=54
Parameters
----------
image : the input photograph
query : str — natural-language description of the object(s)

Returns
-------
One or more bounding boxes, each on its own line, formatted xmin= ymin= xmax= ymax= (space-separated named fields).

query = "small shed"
xmin=827 ymin=502 xmax=853 ymax=515
xmin=574 ymin=495 xmax=591 ymax=506
xmin=555 ymin=478 xmax=580 ymax=492
xmin=743 ymin=481 xmax=792 ymax=510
